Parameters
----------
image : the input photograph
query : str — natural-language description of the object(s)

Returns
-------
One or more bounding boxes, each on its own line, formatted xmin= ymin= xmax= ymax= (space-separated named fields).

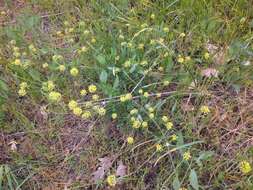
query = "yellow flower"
xmin=48 ymin=91 xmax=62 ymax=102
xmin=88 ymin=84 xmax=97 ymax=93
xmin=149 ymin=113 xmax=154 ymax=119
xmin=163 ymin=27 xmax=169 ymax=32
xmin=148 ymin=107 xmax=154 ymax=113
xmin=239 ymin=161 xmax=252 ymax=174
xmin=13 ymin=52 xmax=20 ymax=57
xmin=156 ymin=93 xmax=162 ymax=98
xmin=18 ymin=88 xmax=26 ymax=96
xmin=143 ymin=92 xmax=149 ymax=98
xmin=125 ymin=93 xmax=132 ymax=100
xmin=140 ymin=60 xmax=148 ymax=66
xmin=204 ymin=52 xmax=210 ymax=60
xmin=42 ymin=81 xmax=55 ymax=92
xmin=183 ymin=151 xmax=191 ymax=160
xmin=162 ymin=116 xmax=168 ymax=122
xmin=138 ymin=43 xmax=144 ymax=50
xmin=91 ymin=38 xmax=96 ymax=43
xmin=130 ymin=109 xmax=138 ymax=115
xmin=132 ymin=120 xmax=141 ymax=129
xmin=185 ymin=56 xmax=191 ymax=61
xmin=80 ymin=89 xmax=87 ymax=96
xmin=52 ymin=55 xmax=63 ymax=62
xmin=112 ymin=113 xmax=117 ymax=119
xmin=70 ymin=67 xmax=79 ymax=76
xmin=73 ymin=107 xmax=82 ymax=116
xmin=92 ymin=94 xmax=99 ymax=101
xmin=138 ymin=89 xmax=143 ymax=94
xmin=97 ymin=107 xmax=106 ymax=116
xmin=28 ymin=44 xmax=36 ymax=52
xmin=179 ymin=32 xmax=186 ymax=38
xmin=20 ymin=82 xmax=28 ymax=89
xmin=13 ymin=59 xmax=21 ymax=65
xmin=165 ymin=122 xmax=173 ymax=130
xmin=124 ymin=60 xmax=131 ymax=68
xmin=68 ymin=100 xmax=78 ymax=110
xmin=107 ymin=175 xmax=116 ymax=187
xmin=120 ymin=95 xmax=126 ymax=102
xmin=171 ymin=134 xmax=178 ymax=141
xmin=83 ymin=30 xmax=90 ymax=35
xmin=127 ymin=136 xmax=134 ymax=144
xmin=47 ymin=81 xmax=55 ymax=91
xmin=142 ymin=121 xmax=148 ymax=128
xmin=177 ymin=57 xmax=184 ymax=63
xmin=58 ymin=65 xmax=66 ymax=72
xmin=80 ymin=46 xmax=88 ymax=53
xmin=156 ymin=144 xmax=163 ymax=151
xmin=42 ymin=63 xmax=48 ymax=68
xmin=200 ymin=105 xmax=210 ymax=114
xmin=82 ymin=111 xmax=91 ymax=119
xmin=150 ymin=13 xmax=155 ymax=19
xmin=130 ymin=117 xmax=136 ymax=122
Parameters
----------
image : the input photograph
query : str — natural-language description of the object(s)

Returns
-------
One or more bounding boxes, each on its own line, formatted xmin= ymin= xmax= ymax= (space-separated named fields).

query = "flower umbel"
xmin=239 ymin=161 xmax=252 ymax=174
xmin=107 ymin=175 xmax=116 ymax=187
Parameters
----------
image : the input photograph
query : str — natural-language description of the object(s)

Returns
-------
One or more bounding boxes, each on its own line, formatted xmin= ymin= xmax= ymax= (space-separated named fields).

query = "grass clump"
xmin=0 ymin=0 xmax=253 ymax=189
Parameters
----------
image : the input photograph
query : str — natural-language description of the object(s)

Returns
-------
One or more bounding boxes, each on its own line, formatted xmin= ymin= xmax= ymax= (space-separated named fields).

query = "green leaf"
xmin=189 ymin=169 xmax=199 ymax=190
xmin=28 ymin=69 xmax=41 ymax=81
xmin=99 ymin=70 xmax=108 ymax=83
xmin=172 ymin=175 xmax=181 ymax=190
xmin=96 ymin=54 xmax=106 ymax=65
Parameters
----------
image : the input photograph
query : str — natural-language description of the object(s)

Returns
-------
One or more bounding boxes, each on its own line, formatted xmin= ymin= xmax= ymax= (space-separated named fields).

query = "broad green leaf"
xmin=189 ymin=169 xmax=199 ymax=190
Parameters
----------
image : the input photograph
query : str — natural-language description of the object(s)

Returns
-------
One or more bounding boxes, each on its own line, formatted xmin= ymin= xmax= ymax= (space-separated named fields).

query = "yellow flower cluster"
xmin=48 ymin=91 xmax=62 ymax=102
xmin=68 ymin=100 xmax=82 ymax=116
xmin=28 ymin=44 xmax=37 ymax=53
xmin=156 ymin=144 xmax=163 ymax=151
xmin=88 ymin=84 xmax=97 ymax=93
xmin=183 ymin=151 xmax=191 ymax=160
xmin=200 ymin=105 xmax=210 ymax=114
xmin=162 ymin=115 xmax=173 ymax=130
xmin=127 ymin=136 xmax=134 ymax=144
xmin=120 ymin=93 xmax=132 ymax=102
xmin=111 ymin=113 xmax=117 ymax=119
xmin=239 ymin=161 xmax=252 ymax=174
xmin=58 ymin=64 xmax=66 ymax=72
xmin=18 ymin=82 xmax=28 ymax=97
xmin=106 ymin=175 xmax=116 ymax=187
xmin=42 ymin=81 xmax=55 ymax=92
xmin=52 ymin=55 xmax=63 ymax=62
xmin=70 ymin=67 xmax=79 ymax=76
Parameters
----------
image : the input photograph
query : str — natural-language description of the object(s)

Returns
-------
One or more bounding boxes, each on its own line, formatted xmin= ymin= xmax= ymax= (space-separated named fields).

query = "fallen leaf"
xmin=92 ymin=156 xmax=113 ymax=182
xmin=92 ymin=167 xmax=105 ymax=181
xmin=201 ymin=68 xmax=218 ymax=78
xmin=116 ymin=161 xmax=127 ymax=177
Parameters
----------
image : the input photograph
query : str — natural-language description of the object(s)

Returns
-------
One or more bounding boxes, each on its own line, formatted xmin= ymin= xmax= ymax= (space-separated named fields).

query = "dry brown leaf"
xmin=92 ymin=156 xmax=113 ymax=182
xmin=116 ymin=161 xmax=127 ymax=177
xmin=201 ymin=68 xmax=219 ymax=78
